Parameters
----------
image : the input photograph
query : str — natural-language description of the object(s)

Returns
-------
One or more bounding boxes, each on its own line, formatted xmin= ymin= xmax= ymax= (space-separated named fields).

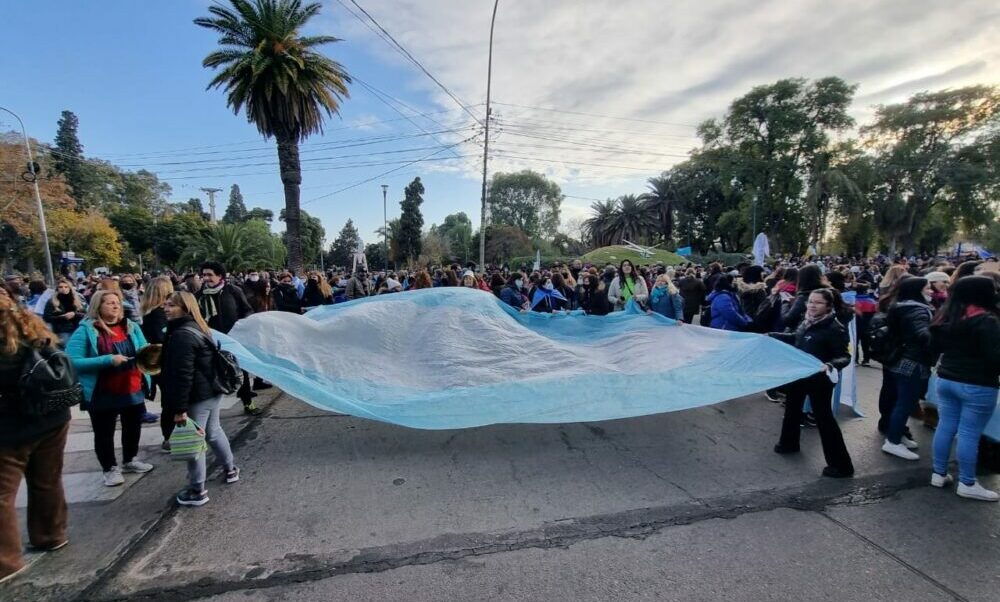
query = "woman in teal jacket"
xmin=66 ymin=289 xmax=153 ymax=487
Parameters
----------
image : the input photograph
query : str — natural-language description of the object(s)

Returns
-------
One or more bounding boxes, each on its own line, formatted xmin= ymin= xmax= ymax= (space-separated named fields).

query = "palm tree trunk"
xmin=277 ymin=136 xmax=303 ymax=270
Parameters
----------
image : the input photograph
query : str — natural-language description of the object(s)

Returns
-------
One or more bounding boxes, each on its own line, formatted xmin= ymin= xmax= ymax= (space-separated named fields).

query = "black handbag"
xmin=20 ymin=346 xmax=83 ymax=417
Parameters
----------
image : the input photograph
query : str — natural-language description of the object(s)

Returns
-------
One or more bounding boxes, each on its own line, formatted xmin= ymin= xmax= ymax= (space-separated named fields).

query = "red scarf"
xmin=964 ymin=305 xmax=987 ymax=319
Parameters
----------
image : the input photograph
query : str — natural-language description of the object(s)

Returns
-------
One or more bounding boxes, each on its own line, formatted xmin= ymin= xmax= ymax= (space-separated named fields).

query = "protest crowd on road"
xmin=0 ymin=250 xmax=999 ymax=584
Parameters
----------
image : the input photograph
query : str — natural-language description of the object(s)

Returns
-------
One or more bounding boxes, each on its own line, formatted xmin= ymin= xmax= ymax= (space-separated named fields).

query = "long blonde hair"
xmin=168 ymin=291 xmax=212 ymax=337
xmin=308 ymin=271 xmax=333 ymax=298
xmin=49 ymin=278 xmax=83 ymax=313
xmin=86 ymin=289 xmax=128 ymax=336
xmin=0 ymin=296 xmax=54 ymax=355
xmin=655 ymin=274 xmax=679 ymax=295
xmin=881 ymin=265 xmax=908 ymax=290
xmin=141 ymin=276 xmax=175 ymax=316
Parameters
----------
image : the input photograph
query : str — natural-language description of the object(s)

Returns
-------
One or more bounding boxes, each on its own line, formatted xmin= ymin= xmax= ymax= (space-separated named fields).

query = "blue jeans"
xmin=932 ymin=378 xmax=999 ymax=486
xmin=887 ymin=371 xmax=927 ymax=444
xmin=186 ymin=395 xmax=235 ymax=489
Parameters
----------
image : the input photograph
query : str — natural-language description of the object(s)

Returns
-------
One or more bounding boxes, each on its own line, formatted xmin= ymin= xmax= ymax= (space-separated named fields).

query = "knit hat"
xmin=924 ymin=271 xmax=950 ymax=283
xmin=461 ymin=270 xmax=475 ymax=280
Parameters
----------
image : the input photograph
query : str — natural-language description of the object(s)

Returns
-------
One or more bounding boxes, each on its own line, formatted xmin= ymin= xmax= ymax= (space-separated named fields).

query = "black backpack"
xmin=866 ymin=311 xmax=901 ymax=365
xmin=182 ymin=326 xmax=243 ymax=395
xmin=20 ymin=346 xmax=83 ymax=417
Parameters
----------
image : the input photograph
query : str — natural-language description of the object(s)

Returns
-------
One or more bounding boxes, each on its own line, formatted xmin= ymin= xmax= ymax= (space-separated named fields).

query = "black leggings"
xmin=88 ymin=405 xmax=145 ymax=471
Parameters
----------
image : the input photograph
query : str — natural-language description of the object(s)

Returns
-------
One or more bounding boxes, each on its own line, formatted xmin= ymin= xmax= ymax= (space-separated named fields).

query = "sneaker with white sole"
xmin=161 ymin=441 xmax=171 ymax=454
xmin=103 ymin=467 xmax=124 ymax=487
xmin=882 ymin=440 xmax=919 ymax=461
xmin=901 ymin=436 xmax=919 ymax=450
xmin=930 ymin=473 xmax=954 ymax=488
xmin=176 ymin=488 xmax=209 ymax=507
xmin=224 ymin=466 xmax=240 ymax=484
xmin=956 ymin=481 xmax=999 ymax=502
xmin=122 ymin=460 xmax=154 ymax=474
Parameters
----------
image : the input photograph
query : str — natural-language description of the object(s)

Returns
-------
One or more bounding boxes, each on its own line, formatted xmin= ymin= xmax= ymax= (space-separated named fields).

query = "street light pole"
xmin=381 ymin=184 xmax=388 ymax=272
xmin=0 ymin=106 xmax=55 ymax=286
xmin=478 ymin=0 xmax=499 ymax=271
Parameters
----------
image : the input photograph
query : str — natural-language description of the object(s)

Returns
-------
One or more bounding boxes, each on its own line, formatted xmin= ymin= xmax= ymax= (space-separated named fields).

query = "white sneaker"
xmin=956 ymin=482 xmax=999 ymax=502
xmin=103 ymin=467 xmax=124 ymax=487
xmin=930 ymin=473 xmax=954 ymax=488
xmin=882 ymin=440 xmax=919 ymax=461
xmin=901 ymin=436 xmax=919 ymax=450
xmin=122 ymin=460 xmax=154 ymax=474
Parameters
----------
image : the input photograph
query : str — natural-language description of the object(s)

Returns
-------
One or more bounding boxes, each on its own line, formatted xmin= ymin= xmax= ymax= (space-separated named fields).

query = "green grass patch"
xmin=580 ymin=245 xmax=686 ymax=266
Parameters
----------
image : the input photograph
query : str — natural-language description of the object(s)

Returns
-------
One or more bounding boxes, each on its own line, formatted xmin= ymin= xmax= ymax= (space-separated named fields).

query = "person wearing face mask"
xmin=500 ymin=272 xmax=528 ymax=310
xmin=118 ymin=276 xmax=142 ymax=322
xmin=529 ymin=277 xmax=568 ymax=313
xmin=66 ymin=290 xmax=153 ymax=487
xmin=345 ymin=268 xmax=372 ymax=300
xmin=241 ymin=271 xmax=271 ymax=313
xmin=880 ymin=277 xmax=935 ymax=461
xmin=769 ymin=288 xmax=854 ymax=478
xmin=924 ymin=271 xmax=950 ymax=310
xmin=579 ymin=273 xmax=612 ymax=316
xmin=301 ymin=271 xmax=334 ymax=308
xmin=43 ymin=278 xmax=86 ymax=346
xmin=607 ymin=260 xmax=649 ymax=311
xmin=271 ymin=271 xmax=303 ymax=314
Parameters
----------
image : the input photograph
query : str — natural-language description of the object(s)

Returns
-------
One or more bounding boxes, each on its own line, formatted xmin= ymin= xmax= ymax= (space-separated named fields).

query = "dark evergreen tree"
xmin=397 ymin=177 xmax=425 ymax=264
xmin=222 ymin=184 xmax=249 ymax=223
xmin=327 ymin=219 xmax=361 ymax=268
xmin=280 ymin=208 xmax=325 ymax=267
xmin=52 ymin=110 xmax=87 ymax=204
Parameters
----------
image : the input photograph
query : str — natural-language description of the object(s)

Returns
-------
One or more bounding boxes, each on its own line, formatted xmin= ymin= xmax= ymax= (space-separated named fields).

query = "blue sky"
xmin=2 ymin=0 xmax=997 ymax=248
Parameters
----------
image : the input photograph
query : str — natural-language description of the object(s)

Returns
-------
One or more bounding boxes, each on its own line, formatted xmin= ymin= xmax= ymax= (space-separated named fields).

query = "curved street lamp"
xmin=478 ymin=0 xmax=500 ymax=271
xmin=0 ymin=106 xmax=55 ymax=286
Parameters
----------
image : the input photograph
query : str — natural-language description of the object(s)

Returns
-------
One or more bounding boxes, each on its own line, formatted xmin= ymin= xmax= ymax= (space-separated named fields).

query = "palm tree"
xmin=195 ymin=0 xmax=351 ymax=270
xmin=609 ymin=195 xmax=656 ymax=244
xmin=583 ymin=199 xmax=617 ymax=247
xmin=182 ymin=222 xmax=263 ymax=271
xmin=639 ymin=175 xmax=676 ymax=244
xmin=806 ymin=161 xmax=863 ymax=252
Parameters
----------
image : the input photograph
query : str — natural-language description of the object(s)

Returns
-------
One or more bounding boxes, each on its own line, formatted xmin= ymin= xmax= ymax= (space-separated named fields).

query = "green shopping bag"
xmin=169 ymin=418 xmax=208 ymax=461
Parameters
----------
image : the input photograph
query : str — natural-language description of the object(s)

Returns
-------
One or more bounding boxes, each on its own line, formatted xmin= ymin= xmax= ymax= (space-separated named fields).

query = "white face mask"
xmin=248 ymin=275 xmax=259 ymax=282
xmin=515 ymin=279 xmax=523 ymax=288
xmin=543 ymin=282 xmax=554 ymax=291
xmin=923 ymin=292 xmax=933 ymax=303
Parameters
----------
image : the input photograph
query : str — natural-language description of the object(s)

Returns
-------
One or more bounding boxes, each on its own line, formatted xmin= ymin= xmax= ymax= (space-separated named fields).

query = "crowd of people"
xmin=0 ymin=251 xmax=997 ymax=583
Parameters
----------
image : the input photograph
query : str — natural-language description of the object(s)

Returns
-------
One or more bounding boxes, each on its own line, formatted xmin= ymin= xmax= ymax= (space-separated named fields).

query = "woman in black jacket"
xmin=930 ymin=277 xmax=1000 ymax=501
xmin=140 ymin=277 xmax=175 ymax=448
xmin=579 ymin=274 xmax=611 ymax=316
xmin=0 ymin=296 xmax=72 ymax=582
xmin=42 ymin=278 xmax=86 ymax=346
xmin=881 ymin=277 xmax=933 ymax=461
xmin=161 ymin=291 xmax=239 ymax=507
xmin=770 ymin=288 xmax=854 ymax=478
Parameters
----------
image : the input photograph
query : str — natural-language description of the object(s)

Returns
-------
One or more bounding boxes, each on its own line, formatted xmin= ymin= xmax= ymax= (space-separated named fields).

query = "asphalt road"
xmin=5 ymin=366 xmax=999 ymax=602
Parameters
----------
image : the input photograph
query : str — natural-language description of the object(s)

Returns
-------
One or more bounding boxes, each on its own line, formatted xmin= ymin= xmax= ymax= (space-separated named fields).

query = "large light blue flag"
xmin=217 ymin=288 xmax=823 ymax=429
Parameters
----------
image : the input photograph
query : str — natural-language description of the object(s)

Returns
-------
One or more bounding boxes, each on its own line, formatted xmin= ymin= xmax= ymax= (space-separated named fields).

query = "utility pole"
xmin=381 ymin=184 xmax=389 ymax=272
xmin=478 ymin=0 xmax=500 ymax=271
xmin=0 ymin=106 xmax=55 ymax=286
xmin=201 ymin=187 xmax=222 ymax=223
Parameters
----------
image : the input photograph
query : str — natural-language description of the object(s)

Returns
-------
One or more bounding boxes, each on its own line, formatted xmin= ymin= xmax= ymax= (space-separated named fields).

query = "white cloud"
xmin=317 ymin=0 xmax=999 ymax=216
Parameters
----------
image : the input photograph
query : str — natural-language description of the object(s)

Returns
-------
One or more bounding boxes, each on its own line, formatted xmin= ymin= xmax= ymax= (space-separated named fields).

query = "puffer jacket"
xmin=932 ymin=311 xmax=1000 ymax=388
xmin=159 ymin=316 xmax=218 ymax=415
xmin=888 ymin=300 xmax=934 ymax=366
xmin=677 ymin=276 xmax=706 ymax=314
xmin=707 ymin=290 xmax=751 ymax=331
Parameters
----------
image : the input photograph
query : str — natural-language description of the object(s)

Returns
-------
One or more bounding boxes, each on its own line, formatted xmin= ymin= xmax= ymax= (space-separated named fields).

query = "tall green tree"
xmin=396 ymin=177 xmax=425 ymax=264
xmin=222 ymin=184 xmax=249 ymax=223
xmin=432 ymin=212 xmax=473 ymax=262
xmin=280 ymin=207 xmax=324 ymax=267
xmin=699 ymin=77 xmax=857 ymax=252
xmin=247 ymin=206 xmax=274 ymax=222
xmin=195 ymin=0 xmax=351 ymax=270
xmin=639 ymin=175 xmax=678 ymax=243
xmin=52 ymin=110 xmax=87 ymax=204
xmin=862 ymin=85 xmax=1000 ymax=254
xmin=487 ymin=170 xmax=563 ymax=238
xmin=583 ymin=199 xmax=618 ymax=248
xmin=327 ymin=218 xmax=360 ymax=268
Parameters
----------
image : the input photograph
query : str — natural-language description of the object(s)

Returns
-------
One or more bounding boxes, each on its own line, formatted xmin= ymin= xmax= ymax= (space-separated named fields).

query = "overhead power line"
xmin=492 ymin=101 xmax=700 ymax=129
xmin=339 ymin=0 xmax=483 ymax=125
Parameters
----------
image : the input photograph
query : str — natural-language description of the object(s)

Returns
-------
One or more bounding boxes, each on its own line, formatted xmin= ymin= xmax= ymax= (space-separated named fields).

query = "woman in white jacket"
xmin=607 ymin=260 xmax=649 ymax=311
